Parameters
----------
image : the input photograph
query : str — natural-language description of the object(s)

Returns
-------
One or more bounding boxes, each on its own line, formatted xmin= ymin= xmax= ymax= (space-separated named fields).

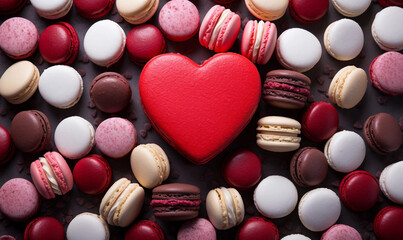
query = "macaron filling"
xmin=220 ymin=187 xmax=236 ymax=227
xmin=257 ymin=125 xmax=301 ymax=143
xmin=146 ymin=145 xmax=168 ymax=185
xmin=208 ymin=9 xmax=231 ymax=49
xmin=252 ymin=20 xmax=264 ymax=62
xmin=122 ymin=0 xmax=156 ymax=22
xmin=264 ymin=82 xmax=310 ymax=96
xmin=39 ymin=157 xmax=62 ymax=195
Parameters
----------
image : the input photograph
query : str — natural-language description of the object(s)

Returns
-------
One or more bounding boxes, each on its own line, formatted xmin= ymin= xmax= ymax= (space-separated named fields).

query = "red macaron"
xmin=374 ymin=206 xmax=403 ymax=240
xmin=73 ymin=154 xmax=112 ymax=195
xmin=302 ymin=101 xmax=339 ymax=142
xmin=236 ymin=217 xmax=279 ymax=240
xmin=222 ymin=149 xmax=262 ymax=190
xmin=73 ymin=0 xmax=115 ymax=19
xmin=125 ymin=220 xmax=165 ymax=240
xmin=377 ymin=0 xmax=403 ymax=7
xmin=289 ymin=0 xmax=329 ymax=23
xmin=0 ymin=125 xmax=14 ymax=165
xmin=39 ymin=22 xmax=79 ymax=65
xmin=24 ymin=217 xmax=65 ymax=240
xmin=126 ymin=24 xmax=166 ymax=65
xmin=0 ymin=0 xmax=27 ymax=14
xmin=339 ymin=171 xmax=379 ymax=212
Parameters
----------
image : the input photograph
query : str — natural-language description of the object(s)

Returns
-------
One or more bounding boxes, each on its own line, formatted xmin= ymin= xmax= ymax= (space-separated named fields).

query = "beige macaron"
xmin=0 ymin=61 xmax=39 ymax=104
xmin=256 ymin=116 xmax=301 ymax=152
xmin=99 ymin=178 xmax=145 ymax=227
xmin=206 ymin=187 xmax=244 ymax=230
xmin=116 ymin=0 xmax=159 ymax=25
xmin=328 ymin=66 xmax=367 ymax=109
xmin=130 ymin=143 xmax=170 ymax=189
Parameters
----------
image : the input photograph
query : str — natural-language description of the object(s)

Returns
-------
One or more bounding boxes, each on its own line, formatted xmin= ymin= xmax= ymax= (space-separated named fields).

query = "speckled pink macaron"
xmin=321 ymin=224 xmax=361 ymax=240
xmin=158 ymin=0 xmax=200 ymax=41
xmin=0 ymin=178 xmax=40 ymax=222
xmin=178 ymin=218 xmax=216 ymax=240
xmin=0 ymin=17 xmax=39 ymax=59
xmin=95 ymin=117 xmax=137 ymax=158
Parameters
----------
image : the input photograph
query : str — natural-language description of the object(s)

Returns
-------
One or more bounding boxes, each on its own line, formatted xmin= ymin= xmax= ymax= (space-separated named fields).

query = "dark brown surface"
xmin=0 ymin=1 xmax=403 ymax=240
xmin=153 ymin=183 xmax=201 ymax=196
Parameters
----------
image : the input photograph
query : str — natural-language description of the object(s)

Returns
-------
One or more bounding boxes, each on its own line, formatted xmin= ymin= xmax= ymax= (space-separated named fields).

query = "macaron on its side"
xmin=116 ymin=0 xmax=159 ymax=25
xmin=371 ymin=6 xmax=403 ymax=51
xmin=245 ymin=0 xmax=289 ymax=21
xmin=73 ymin=0 xmax=115 ymax=19
xmin=214 ymin=10 xmax=241 ymax=53
xmin=379 ymin=161 xmax=403 ymax=204
xmin=331 ymin=0 xmax=371 ymax=17
xmin=30 ymin=159 xmax=56 ymax=199
xmin=30 ymin=0 xmax=73 ymax=19
xmin=44 ymin=151 xmax=73 ymax=195
xmin=0 ymin=0 xmax=27 ymax=15
xmin=199 ymin=5 xmax=225 ymax=50
xmin=257 ymin=21 xmax=277 ymax=64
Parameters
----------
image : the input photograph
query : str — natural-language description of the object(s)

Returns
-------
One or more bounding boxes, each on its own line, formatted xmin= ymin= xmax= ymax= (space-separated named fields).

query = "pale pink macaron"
xmin=0 ymin=178 xmax=40 ymax=222
xmin=95 ymin=117 xmax=137 ymax=158
xmin=321 ymin=224 xmax=362 ymax=240
xmin=158 ymin=0 xmax=200 ymax=41
xmin=178 ymin=218 xmax=216 ymax=240
xmin=241 ymin=20 xmax=277 ymax=64
xmin=30 ymin=151 xmax=74 ymax=199
xmin=199 ymin=5 xmax=241 ymax=52
xmin=0 ymin=17 xmax=39 ymax=59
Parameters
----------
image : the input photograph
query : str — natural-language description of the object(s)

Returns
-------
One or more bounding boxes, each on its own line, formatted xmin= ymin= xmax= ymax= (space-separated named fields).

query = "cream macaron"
xmin=0 ymin=61 xmax=39 ymax=104
xmin=206 ymin=187 xmax=244 ymax=230
xmin=130 ymin=143 xmax=170 ymax=189
xmin=116 ymin=0 xmax=159 ymax=25
xmin=245 ymin=0 xmax=289 ymax=21
xmin=256 ymin=116 xmax=301 ymax=152
xmin=99 ymin=178 xmax=145 ymax=227
xmin=328 ymin=66 xmax=367 ymax=109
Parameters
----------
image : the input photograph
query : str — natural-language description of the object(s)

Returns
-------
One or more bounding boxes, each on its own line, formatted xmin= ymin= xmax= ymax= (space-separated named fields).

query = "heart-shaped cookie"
xmin=139 ymin=53 xmax=261 ymax=164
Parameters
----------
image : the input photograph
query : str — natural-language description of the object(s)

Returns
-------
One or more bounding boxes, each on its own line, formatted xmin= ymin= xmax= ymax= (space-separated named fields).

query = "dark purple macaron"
xmin=290 ymin=147 xmax=328 ymax=187
xmin=150 ymin=183 xmax=201 ymax=221
xmin=90 ymin=72 xmax=132 ymax=113
xmin=363 ymin=113 xmax=402 ymax=155
xmin=0 ymin=125 xmax=15 ymax=165
xmin=10 ymin=110 xmax=51 ymax=153
xmin=263 ymin=70 xmax=311 ymax=109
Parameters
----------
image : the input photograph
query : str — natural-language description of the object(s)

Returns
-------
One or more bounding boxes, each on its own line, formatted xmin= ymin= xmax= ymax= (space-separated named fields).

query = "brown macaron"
xmin=150 ymin=183 xmax=201 ymax=221
xmin=11 ymin=110 xmax=51 ymax=153
xmin=363 ymin=113 xmax=402 ymax=155
xmin=90 ymin=72 xmax=132 ymax=113
xmin=290 ymin=147 xmax=328 ymax=187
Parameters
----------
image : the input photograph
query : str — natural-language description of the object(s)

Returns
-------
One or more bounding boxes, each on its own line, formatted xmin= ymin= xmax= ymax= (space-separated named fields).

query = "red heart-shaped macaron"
xmin=139 ymin=53 xmax=261 ymax=164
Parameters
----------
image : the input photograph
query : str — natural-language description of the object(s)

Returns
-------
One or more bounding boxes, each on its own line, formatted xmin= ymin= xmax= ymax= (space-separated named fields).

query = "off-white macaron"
xmin=130 ymin=143 xmax=170 ymax=189
xmin=328 ymin=66 xmax=367 ymax=109
xmin=324 ymin=19 xmax=364 ymax=61
xmin=371 ymin=6 xmax=403 ymax=51
xmin=254 ymin=175 xmax=298 ymax=218
xmin=99 ymin=178 xmax=145 ymax=227
xmin=116 ymin=0 xmax=159 ymax=25
xmin=206 ymin=187 xmax=244 ymax=230
xmin=379 ymin=161 xmax=403 ymax=204
xmin=66 ymin=213 xmax=109 ymax=240
xmin=298 ymin=188 xmax=341 ymax=232
xmin=38 ymin=65 xmax=83 ymax=109
xmin=331 ymin=0 xmax=371 ymax=17
xmin=256 ymin=116 xmax=301 ymax=152
xmin=30 ymin=0 xmax=73 ymax=19
xmin=281 ymin=234 xmax=311 ymax=240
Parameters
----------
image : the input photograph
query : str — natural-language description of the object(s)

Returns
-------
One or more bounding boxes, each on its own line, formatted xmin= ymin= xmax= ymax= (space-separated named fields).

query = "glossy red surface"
xmin=0 ymin=125 xmax=14 ymax=165
xmin=73 ymin=0 xmax=115 ymax=18
xmin=289 ymin=0 xmax=329 ymax=23
xmin=302 ymin=101 xmax=339 ymax=142
xmin=24 ymin=217 xmax=64 ymax=240
xmin=374 ymin=206 xmax=403 ymax=240
xmin=236 ymin=217 xmax=279 ymax=240
xmin=339 ymin=171 xmax=379 ymax=212
xmin=73 ymin=154 xmax=112 ymax=195
xmin=124 ymin=220 xmax=165 ymax=240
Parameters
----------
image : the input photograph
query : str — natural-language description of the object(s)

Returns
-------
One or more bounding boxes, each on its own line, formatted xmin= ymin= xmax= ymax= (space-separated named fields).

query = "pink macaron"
xmin=0 ymin=17 xmax=39 ymax=59
xmin=369 ymin=51 xmax=403 ymax=96
xmin=158 ymin=0 xmax=200 ymax=41
xmin=95 ymin=117 xmax=137 ymax=158
xmin=30 ymin=151 xmax=74 ymax=199
xmin=0 ymin=178 xmax=40 ymax=222
xmin=321 ymin=224 xmax=362 ymax=240
xmin=178 ymin=218 xmax=216 ymax=240
xmin=199 ymin=5 xmax=241 ymax=52
xmin=241 ymin=20 xmax=277 ymax=64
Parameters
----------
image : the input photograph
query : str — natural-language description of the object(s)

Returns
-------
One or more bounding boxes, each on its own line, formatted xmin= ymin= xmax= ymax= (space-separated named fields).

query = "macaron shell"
xmin=73 ymin=0 xmax=115 ymax=18
xmin=30 ymin=159 xmax=56 ymax=199
xmin=331 ymin=0 xmax=371 ymax=17
xmin=30 ymin=0 xmax=73 ymax=19
xmin=45 ymin=152 xmax=73 ymax=195
xmin=66 ymin=213 xmax=110 ymax=240
xmin=257 ymin=21 xmax=277 ymax=65
xmin=374 ymin=206 xmax=403 ymax=240
xmin=116 ymin=0 xmax=159 ymax=24
xmin=371 ymin=6 xmax=403 ymax=51
xmin=380 ymin=161 xmax=403 ymax=204
xmin=214 ymin=11 xmax=241 ymax=52
xmin=378 ymin=0 xmax=403 ymax=7
xmin=100 ymin=178 xmax=130 ymax=220
xmin=113 ymin=183 xmax=145 ymax=227
xmin=199 ymin=5 xmax=225 ymax=48
xmin=241 ymin=20 xmax=257 ymax=61
xmin=0 ymin=60 xmax=39 ymax=104
xmin=125 ymin=220 xmax=165 ymax=240
xmin=236 ymin=217 xmax=279 ymax=240
xmin=0 ymin=0 xmax=27 ymax=14
xmin=178 ymin=218 xmax=216 ymax=240
xmin=245 ymin=0 xmax=289 ymax=21
xmin=24 ymin=217 xmax=65 ymax=240
xmin=321 ymin=224 xmax=362 ymax=240
xmin=289 ymin=0 xmax=329 ymax=23
xmin=0 ymin=126 xmax=14 ymax=165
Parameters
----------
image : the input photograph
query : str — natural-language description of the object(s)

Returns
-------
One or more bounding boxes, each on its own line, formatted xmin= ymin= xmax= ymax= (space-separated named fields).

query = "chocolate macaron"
xmin=11 ymin=110 xmax=51 ymax=153
xmin=363 ymin=113 xmax=402 ymax=154
xmin=150 ymin=183 xmax=201 ymax=221
xmin=263 ymin=70 xmax=311 ymax=109
xmin=290 ymin=147 xmax=328 ymax=187
xmin=90 ymin=72 xmax=132 ymax=113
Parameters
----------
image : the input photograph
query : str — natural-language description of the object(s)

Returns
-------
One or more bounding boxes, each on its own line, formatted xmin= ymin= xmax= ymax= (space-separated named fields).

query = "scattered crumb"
xmin=331 ymin=180 xmax=340 ymax=188
xmin=353 ymin=121 xmax=363 ymax=129
xmin=377 ymin=95 xmax=389 ymax=105
xmin=94 ymin=117 xmax=103 ymax=126
xmin=36 ymin=56 xmax=43 ymax=65
xmin=122 ymin=71 xmax=132 ymax=80
xmin=80 ymin=54 xmax=89 ymax=63
xmin=128 ymin=111 xmax=137 ymax=121
xmin=317 ymin=86 xmax=327 ymax=93
xmin=307 ymin=95 xmax=315 ymax=103
xmin=88 ymin=100 xmax=96 ymax=108
xmin=112 ymin=15 xmax=123 ymax=23
xmin=77 ymin=69 xmax=86 ymax=77
xmin=170 ymin=169 xmax=180 ymax=179
xmin=245 ymin=206 xmax=255 ymax=215
xmin=316 ymin=76 xmax=325 ymax=85
xmin=140 ymin=129 xmax=147 ymax=138
xmin=144 ymin=123 xmax=152 ymax=131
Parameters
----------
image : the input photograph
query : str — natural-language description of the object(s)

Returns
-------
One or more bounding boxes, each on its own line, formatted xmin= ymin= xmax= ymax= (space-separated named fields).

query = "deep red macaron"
xmin=374 ymin=206 xmax=403 ymax=240
xmin=125 ymin=220 xmax=165 ymax=240
xmin=339 ymin=171 xmax=379 ymax=212
xmin=39 ymin=22 xmax=79 ymax=65
xmin=126 ymin=24 xmax=166 ymax=65
xmin=222 ymin=149 xmax=262 ymax=190
xmin=289 ymin=0 xmax=329 ymax=23
xmin=213 ymin=0 xmax=235 ymax=4
xmin=236 ymin=217 xmax=279 ymax=240
xmin=377 ymin=0 xmax=403 ymax=7
xmin=24 ymin=217 xmax=64 ymax=240
xmin=73 ymin=154 xmax=112 ymax=195
xmin=0 ymin=125 xmax=14 ymax=165
xmin=302 ymin=101 xmax=339 ymax=142
xmin=73 ymin=0 xmax=115 ymax=18
xmin=0 ymin=0 xmax=27 ymax=14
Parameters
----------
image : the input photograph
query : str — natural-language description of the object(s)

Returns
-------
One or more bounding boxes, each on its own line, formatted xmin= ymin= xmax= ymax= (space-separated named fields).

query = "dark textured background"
xmin=1 ymin=0 xmax=402 ymax=239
